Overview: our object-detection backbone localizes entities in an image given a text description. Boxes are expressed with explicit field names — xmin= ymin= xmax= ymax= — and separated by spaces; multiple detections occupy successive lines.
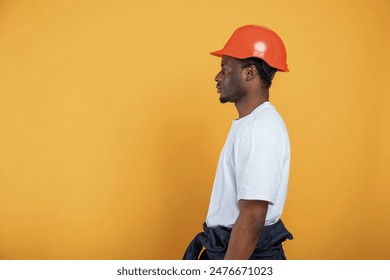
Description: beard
xmin=219 ymin=95 xmax=229 ymax=104
xmin=219 ymin=86 xmax=246 ymax=104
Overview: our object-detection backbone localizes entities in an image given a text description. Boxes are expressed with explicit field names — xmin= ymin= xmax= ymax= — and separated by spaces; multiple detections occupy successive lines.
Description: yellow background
xmin=0 ymin=0 xmax=389 ymax=259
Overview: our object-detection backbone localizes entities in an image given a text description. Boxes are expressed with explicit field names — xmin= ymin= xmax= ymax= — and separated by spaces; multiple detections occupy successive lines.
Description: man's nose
xmin=214 ymin=72 xmax=221 ymax=82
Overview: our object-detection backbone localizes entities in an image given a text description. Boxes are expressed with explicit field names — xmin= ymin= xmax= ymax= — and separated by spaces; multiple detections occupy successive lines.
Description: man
xmin=183 ymin=25 xmax=293 ymax=260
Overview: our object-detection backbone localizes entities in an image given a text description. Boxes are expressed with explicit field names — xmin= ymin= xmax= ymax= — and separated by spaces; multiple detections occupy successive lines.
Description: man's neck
xmin=235 ymin=92 xmax=269 ymax=119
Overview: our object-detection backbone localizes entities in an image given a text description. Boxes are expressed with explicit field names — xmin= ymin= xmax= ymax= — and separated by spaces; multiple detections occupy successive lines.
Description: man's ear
xmin=245 ymin=65 xmax=257 ymax=81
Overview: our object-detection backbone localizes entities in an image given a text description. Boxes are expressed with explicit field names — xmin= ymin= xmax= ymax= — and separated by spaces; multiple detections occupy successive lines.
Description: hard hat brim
xmin=210 ymin=49 xmax=248 ymax=59
xmin=210 ymin=50 xmax=224 ymax=57
xmin=210 ymin=49 xmax=289 ymax=72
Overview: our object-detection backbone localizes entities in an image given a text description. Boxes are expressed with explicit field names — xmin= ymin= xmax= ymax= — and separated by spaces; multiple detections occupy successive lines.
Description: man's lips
xmin=216 ymin=84 xmax=221 ymax=93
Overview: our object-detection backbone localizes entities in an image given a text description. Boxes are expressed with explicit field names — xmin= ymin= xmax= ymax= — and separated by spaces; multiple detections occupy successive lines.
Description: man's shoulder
xmin=236 ymin=106 xmax=287 ymax=142
xmin=247 ymin=105 xmax=284 ymax=128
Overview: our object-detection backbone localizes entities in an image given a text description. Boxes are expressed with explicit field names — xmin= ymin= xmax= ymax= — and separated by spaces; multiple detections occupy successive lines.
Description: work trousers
xmin=183 ymin=219 xmax=293 ymax=260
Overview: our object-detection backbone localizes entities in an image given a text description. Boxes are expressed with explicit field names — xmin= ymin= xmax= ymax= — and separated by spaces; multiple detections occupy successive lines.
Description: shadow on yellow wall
xmin=0 ymin=0 xmax=389 ymax=259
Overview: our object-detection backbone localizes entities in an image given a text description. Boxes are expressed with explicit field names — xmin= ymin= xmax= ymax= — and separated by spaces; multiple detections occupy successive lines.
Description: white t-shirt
xmin=206 ymin=101 xmax=290 ymax=227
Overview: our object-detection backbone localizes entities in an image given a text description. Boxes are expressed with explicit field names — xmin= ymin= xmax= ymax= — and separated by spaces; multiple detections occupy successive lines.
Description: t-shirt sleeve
xmin=234 ymin=120 xmax=283 ymax=204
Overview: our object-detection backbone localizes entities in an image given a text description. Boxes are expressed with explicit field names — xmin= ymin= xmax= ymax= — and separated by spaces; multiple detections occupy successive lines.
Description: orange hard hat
xmin=210 ymin=25 xmax=289 ymax=72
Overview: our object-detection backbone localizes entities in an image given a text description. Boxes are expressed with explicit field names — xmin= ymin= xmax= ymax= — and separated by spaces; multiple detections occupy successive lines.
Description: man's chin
xmin=219 ymin=96 xmax=229 ymax=104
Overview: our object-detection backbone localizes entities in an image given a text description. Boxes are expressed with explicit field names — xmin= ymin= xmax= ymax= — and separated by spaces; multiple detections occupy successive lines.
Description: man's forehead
xmin=221 ymin=55 xmax=237 ymax=66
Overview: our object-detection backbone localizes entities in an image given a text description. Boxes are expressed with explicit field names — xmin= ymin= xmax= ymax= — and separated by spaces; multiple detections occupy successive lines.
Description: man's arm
xmin=224 ymin=199 xmax=268 ymax=260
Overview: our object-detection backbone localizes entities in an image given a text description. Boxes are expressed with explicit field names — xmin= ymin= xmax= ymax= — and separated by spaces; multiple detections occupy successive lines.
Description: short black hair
xmin=238 ymin=57 xmax=277 ymax=89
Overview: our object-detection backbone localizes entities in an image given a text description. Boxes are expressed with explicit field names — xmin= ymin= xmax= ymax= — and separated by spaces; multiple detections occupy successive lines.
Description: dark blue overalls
xmin=183 ymin=219 xmax=293 ymax=260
